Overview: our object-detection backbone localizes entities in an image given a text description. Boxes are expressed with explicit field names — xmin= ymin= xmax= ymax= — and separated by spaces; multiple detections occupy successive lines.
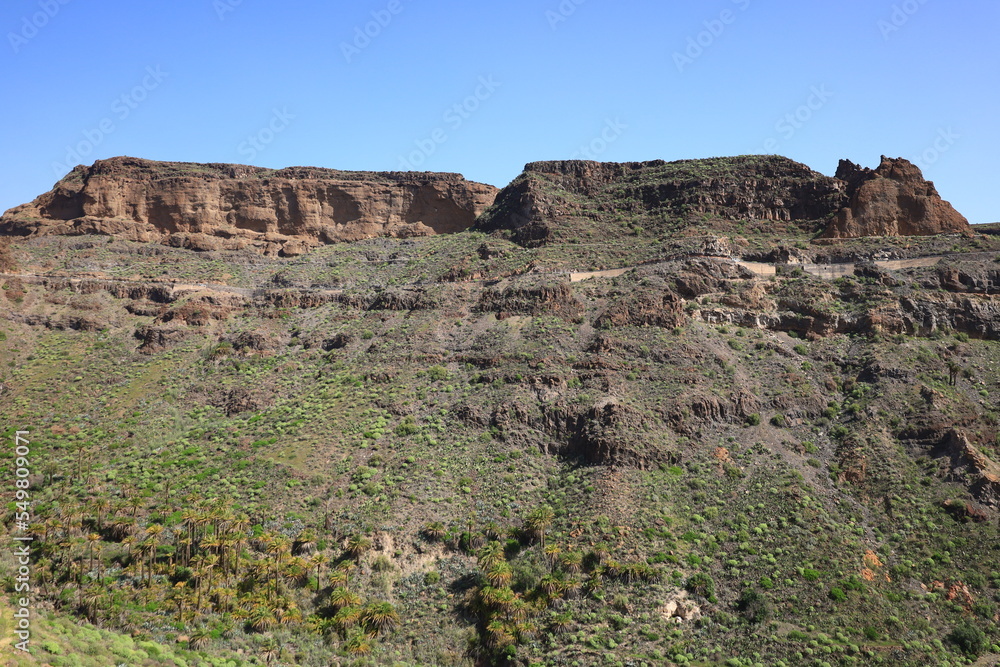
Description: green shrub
xmin=685 ymin=572 xmax=716 ymax=602
xmin=427 ymin=365 xmax=450 ymax=381
xmin=736 ymin=589 xmax=770 ymax=623
xmin=948 ymin=621 xmax=986 ymax=656
xmin=828 ymin=587 xmax=847 ymax=602
xmin=745 ymin=414 xmax=761 ymax=426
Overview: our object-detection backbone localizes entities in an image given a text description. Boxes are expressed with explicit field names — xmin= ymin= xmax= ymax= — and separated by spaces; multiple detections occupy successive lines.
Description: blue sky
xmin=1 ymin=0 xmax=997 ymax=222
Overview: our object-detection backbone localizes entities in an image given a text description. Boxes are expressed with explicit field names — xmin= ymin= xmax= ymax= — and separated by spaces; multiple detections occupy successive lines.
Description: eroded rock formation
xmin=822 ymin=156 xmax=970 ymax=238
xmin=0 ymin=157 xmax=498 ymax=255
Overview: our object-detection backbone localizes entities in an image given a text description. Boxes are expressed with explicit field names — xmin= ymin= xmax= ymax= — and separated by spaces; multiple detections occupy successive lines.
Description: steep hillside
xmin=0 ymin=155 xmax=997 ymax=666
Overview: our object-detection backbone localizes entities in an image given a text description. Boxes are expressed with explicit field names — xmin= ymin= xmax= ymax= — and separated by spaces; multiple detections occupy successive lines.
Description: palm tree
xmin=329 ymin=587 xmax=361 ymax=610
xmin=247 ymin=603 xmax=277 ymax=633
xmin=482 ymin=521 xmax=503 ymax=541
xmin=265 ymin=536 xmax=292 ymax=598
xmin=80 ymin=587 xmax=104 ymax=624
xmin=477 ymin=542 xmax=506 ymax=571
xmin=543 ymin=543 xmax=562 ymax=568
xmin=189 ymin=629 xmax=212 ymax=650
xmin=345 ymin=631 xmax=372 ymax=655
xmin=525 ymin=505 xmax=555 ymax=547
xmin=109 ymin=516 xmax=136 ymax=542
xmin=134 ymin=540 xmax=154 ymax=584
xmin=145 ymin=524 xmax=165 ymax=567
xmin=560 ymin=550 xmax=584 ymax=574
xmin=126 ymin=493 xmax=145 ymax=518
xmin=210 ymin=586 xmax=236 ymax=613
xmin=169 ymin=581 xmax=189 ymax=623
xmin=327 ymin=568 xmax=348 ymax=588
xmin=550 ymin=611 xmax=573 ymax=634
xmin=344 ymin=535 xmax=372 ymax=560
xmin=590 ymin=541 xmax=610 ymax=564
xmin=284 ymin=556 xmax=310 ymax=587
xmin=540 ymin=573 xmax=564 ymax=599
xmin=85 ymin=533 xmax=101 ymax=574
xmin=361 ymin=601 xmax=399 ymax=635
xmin=293 ymin=529 xmax=317 ymax=555
xmin=274 ymin=599 xmax=302 ymax=627
xmin=485 ymin=561 xmax=513 ymax=588
xmin=309 ymin=552 xmax=328 ymax=592
xmin=485 ymin=619 xmax=515 ymax=651
xmin=92 ymin=497 xmax=111 ymax=531
xmin=422 ymin=521 xmax=447 ymax=542
xmin=258 ymin=636 xmax=280 ymax=664
xmin=332 ymin=605 xmax=362 ymax=636
xmin=563 ymin=576 xmax=582 ymax=599
xmin=202 ymin=553 xmax=220 ymax=592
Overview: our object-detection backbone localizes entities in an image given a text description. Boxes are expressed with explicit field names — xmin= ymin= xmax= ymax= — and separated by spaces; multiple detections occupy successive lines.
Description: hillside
xmin=1 ymin=156 xmax=999 ymax=666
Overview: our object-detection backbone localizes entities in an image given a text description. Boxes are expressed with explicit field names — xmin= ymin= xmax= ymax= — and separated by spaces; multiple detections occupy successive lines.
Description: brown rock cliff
xmin=822 ymin=156 xmax=970 ymax=238
xmin=0 ymin=157 xmax=498 ymax=255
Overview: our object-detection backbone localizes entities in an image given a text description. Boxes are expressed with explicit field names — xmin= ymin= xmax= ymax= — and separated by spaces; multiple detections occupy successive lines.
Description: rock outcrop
xmin=822 ymin=156 xmax=970 ymax=239
xmin=0 ymin=157 xmax=498 ymax=256
xmin=476 ymin=156 xmax=846 ymax=246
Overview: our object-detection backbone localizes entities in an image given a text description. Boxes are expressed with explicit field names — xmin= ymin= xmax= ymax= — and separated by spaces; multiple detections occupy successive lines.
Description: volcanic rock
xmin=822 ymin=156 xmax=970 ymax=238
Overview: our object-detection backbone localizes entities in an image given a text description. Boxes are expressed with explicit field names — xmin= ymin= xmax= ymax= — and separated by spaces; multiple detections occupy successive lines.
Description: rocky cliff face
xmin=822 ymin=156 xmax=970 ymax=239
xmin=477 ymin=155 xmax=971 ymax=245
xmin=0 ymin=157 xmax=498 ymax=256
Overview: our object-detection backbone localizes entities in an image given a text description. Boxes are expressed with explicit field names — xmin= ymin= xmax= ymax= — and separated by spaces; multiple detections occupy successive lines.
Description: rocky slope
xmin=0 ymin=156 xmax=498 ymax=256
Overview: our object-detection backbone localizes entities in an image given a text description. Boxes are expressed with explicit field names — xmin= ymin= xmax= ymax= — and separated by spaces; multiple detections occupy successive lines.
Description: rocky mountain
xmin=0 ymin=156 xmax=498 ymax=256
xmin=0 ymin=154 xmax=997 ymax=667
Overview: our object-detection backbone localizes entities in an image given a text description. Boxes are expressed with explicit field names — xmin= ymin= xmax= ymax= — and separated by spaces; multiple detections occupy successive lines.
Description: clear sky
xmin=1 ymin=0 xmax=997 ymax=222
